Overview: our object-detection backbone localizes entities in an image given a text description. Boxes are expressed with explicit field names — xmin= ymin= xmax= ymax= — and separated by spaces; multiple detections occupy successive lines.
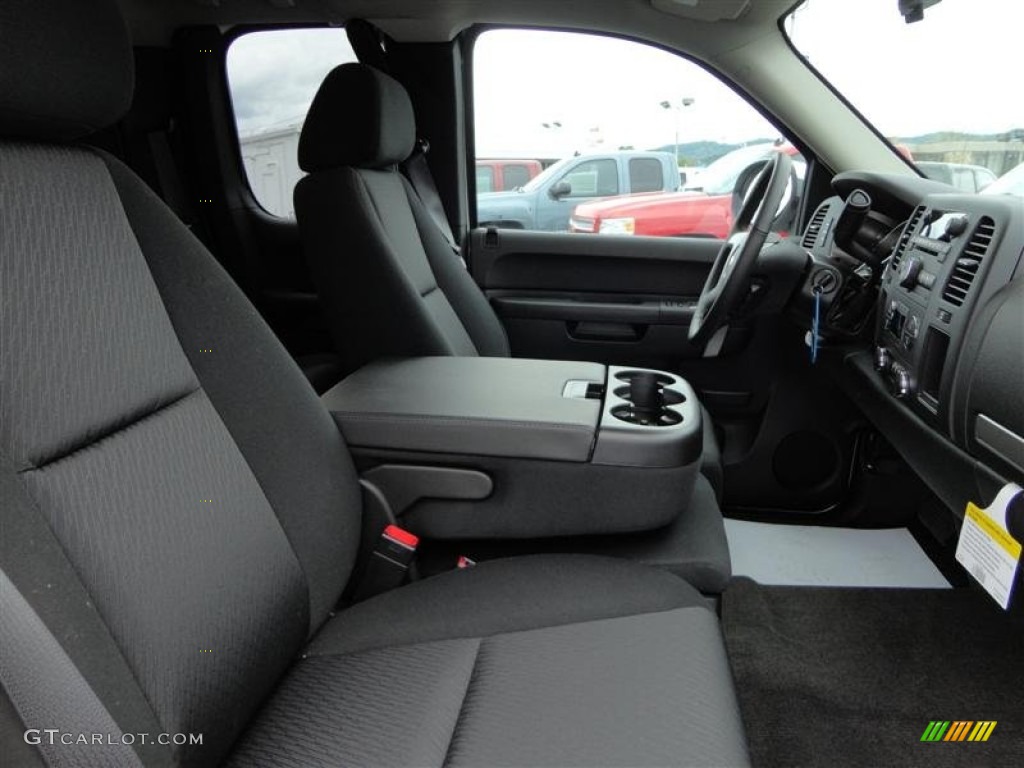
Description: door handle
xmin=567 ymin=321 xmax=643 ymax=342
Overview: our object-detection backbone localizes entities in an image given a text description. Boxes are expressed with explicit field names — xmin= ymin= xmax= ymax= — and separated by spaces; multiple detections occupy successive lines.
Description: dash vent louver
xmin=802 ymin=203 xmax=830 ymax=249
xmin=890 ymin=206 xmax=926 ymax=273
xmin=942 ymin=217 xmax=995 ymax=307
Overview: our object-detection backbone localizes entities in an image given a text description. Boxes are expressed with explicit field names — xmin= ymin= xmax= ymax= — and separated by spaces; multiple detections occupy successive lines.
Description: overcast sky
xmin=226 ymin=0 xmax=1022 ymax=155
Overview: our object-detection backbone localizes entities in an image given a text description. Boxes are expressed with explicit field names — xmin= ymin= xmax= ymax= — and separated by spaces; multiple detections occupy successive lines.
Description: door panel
xmin=469 ymin=228 xmax=720 ymax=368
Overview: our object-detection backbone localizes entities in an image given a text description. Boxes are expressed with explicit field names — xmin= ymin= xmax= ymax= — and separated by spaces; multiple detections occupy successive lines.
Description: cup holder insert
xmin=610 ymin=404 xmax=683 ymax=427
xmin=613 ymin=385 xmax=684 ymax=406
xmin=615 ymin=370 xmax=674 ymax=386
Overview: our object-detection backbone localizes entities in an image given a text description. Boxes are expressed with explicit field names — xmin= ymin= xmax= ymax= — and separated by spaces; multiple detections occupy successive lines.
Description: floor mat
xmin=722 ymin=579 xmax=1023 ymax=768
xmin=724 ymin=519 xmax=950 ymax=588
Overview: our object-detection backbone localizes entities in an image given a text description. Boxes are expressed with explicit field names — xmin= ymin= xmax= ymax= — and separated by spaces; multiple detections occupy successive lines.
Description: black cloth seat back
xmin=0 ymin=1 xmax=361 ymax=762
xmin=295 ymin=63 xmax=510 ymax=373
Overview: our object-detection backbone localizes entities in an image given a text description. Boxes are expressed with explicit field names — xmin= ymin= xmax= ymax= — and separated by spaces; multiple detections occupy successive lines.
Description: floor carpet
xmin=721 ymin=579 xmax=1024 ymax=768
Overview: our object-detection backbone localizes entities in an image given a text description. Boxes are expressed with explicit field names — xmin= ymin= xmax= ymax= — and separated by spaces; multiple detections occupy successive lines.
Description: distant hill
xmin=651 ymin=140 xmax=775 ymax=166
xmin=896 ymin=129 xmax=1024 ymax=144
xmin=652 ymin=131 xmax=1024 ymax=167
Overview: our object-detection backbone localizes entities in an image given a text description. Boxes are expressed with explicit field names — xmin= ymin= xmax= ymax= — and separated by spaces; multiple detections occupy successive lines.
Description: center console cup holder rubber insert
xmin=613 ymin=385 xmax=685 ymax=406
xmin=615 ymin=370 xmax=674 ymax=386
xmin=610 ymin=404 xmax=683 ymax=427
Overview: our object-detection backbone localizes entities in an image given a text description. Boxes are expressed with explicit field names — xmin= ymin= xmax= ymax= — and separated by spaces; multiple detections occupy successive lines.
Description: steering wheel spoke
xmin=688 ymin=150 xmax=793 ymax=346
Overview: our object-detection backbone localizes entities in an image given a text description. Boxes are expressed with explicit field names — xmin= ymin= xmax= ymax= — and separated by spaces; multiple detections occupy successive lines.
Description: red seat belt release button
xmin=354 ymin=526 xmax=419 ymax=601
xmin=380 ymin=525 xmax=419 ymax=566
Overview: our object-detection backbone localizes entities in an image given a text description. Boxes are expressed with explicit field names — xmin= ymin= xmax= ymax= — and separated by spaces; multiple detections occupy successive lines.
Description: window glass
xmin=951 ymin=167 xmax=975 ymax=193
xmin=786 ymin=0 xmax=1024 ymax=183
xmin=503 ymin=164 xmax=532 ymax=189
xmin=473 ymin=29 xmax=797 ymax=238
xmin=476 ymin=166 xmax=495 ymax=193
xmin=629 ymin=157 xmax=664 ymax=193
xmin=564 ymin=159 xmax=619 ymax=197
xmin=975 ymin=168 xmax=996 ymax=191
xmin=227 ymin=28 xmax=357 ymax=217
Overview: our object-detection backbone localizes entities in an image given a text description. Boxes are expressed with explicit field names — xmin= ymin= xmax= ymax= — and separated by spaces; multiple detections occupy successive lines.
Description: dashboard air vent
xmin=942 ymin=217 xmax=995 ymax=307
xmin=802 ymin=203 xmax=830 ymax=249
xmin=890 ymin=206 xmax=925 ymax=272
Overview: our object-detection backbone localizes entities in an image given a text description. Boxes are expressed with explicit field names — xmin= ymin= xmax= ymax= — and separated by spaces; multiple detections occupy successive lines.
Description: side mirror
xmin=550 ymin=180 xmax=572 ymax=199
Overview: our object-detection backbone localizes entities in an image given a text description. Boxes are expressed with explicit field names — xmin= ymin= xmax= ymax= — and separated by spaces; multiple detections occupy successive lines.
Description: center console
xmin=321 ymin=357 xmax=704 ymax=539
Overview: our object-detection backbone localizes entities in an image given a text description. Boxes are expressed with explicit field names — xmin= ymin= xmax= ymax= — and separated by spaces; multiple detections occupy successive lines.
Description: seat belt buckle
xmin=354 ymin=525 xmax=419 ymax=601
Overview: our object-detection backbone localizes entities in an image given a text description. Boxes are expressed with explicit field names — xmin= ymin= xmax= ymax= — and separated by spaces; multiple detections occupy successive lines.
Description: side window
xmin=502 ymin=164 xmax=532 ymax=189
xmin=629 ymin=157 xmax=664 ymax=194
xmin=951 ymin=166 xmax=973 ymax=192
xmin=476 ymin=165 xmax=495 ymax=193
xmin=226 ymin=29 xmax=357 ymax=217
xmin=564 ymin=159 xmax=619 ymax=197
xmin=473 ymin=29 xmax=800 ymax=238
xmin=974 ymin=169 xmax=993 ymax=191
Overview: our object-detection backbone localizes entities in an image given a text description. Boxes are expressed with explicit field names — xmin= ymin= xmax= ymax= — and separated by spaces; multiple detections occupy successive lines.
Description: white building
xmin=239 ymin=124 xmax=303 ymax=217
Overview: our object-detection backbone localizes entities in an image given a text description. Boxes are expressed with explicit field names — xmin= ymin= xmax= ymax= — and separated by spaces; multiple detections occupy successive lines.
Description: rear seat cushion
xmin=230 ymin=555 xmax=750 ymax=768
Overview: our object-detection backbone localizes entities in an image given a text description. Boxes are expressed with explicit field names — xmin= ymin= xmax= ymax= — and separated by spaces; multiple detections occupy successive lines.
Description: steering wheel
xmin=688 ymin=150 xmax=794 ymax=346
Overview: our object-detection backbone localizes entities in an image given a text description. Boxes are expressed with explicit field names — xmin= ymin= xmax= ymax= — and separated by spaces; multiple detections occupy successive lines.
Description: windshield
xmin=786 ymin=0 xmax=1024 ymax=185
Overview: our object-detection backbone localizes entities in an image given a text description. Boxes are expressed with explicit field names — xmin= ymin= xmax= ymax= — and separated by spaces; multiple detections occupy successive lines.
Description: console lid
xmin=322 ymin=357 xmax=606 ymax=462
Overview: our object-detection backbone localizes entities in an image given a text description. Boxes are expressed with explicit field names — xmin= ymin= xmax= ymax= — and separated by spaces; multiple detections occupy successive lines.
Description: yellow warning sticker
xmin=956 ymin=494 xmax=1022 ymax=610
xmin=965 ymin=503 xmax=1022 ymax=559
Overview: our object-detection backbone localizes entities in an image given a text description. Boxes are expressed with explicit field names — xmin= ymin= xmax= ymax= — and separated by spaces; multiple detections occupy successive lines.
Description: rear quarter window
xmin=226 ymin=28 xmax=357 ymax=217
xmin=503 ymin=164 xmax=532 ymax=189
xmin=629 ymin=157 xmax=664 ymax=193
xmin=476 ymin=166 xmax=496 ymax=193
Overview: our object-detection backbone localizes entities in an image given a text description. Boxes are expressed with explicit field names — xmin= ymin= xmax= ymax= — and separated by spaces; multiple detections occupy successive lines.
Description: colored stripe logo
xmin=921 ymin=721 xmax=997 ymax=742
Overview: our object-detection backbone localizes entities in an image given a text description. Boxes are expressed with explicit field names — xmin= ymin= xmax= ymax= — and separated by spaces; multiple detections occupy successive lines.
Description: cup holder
xmin=613 ymin=385 xmax=685 ymax=406
xmin=615 ymin=370 xmax=674 ymax=386
xmin=611 ymin=404 xmax=683 ymax=427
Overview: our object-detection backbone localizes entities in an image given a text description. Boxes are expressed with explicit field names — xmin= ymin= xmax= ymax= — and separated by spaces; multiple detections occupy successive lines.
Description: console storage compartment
xmin=322 ymin=357 xmax=703 ymax=539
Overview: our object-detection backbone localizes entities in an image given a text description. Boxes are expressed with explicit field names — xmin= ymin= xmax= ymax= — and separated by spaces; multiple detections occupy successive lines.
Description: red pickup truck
xmin=476 ymin=159 xmax=543 ymax=193
xmin=570 ymin=143 xmax=802 ymax=238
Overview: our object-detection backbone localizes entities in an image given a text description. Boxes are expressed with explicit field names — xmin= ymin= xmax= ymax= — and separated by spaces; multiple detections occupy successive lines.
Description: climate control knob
xmin=945 ymin=215 xmax=969 ymax=239
xmin=898 ymin=256 xmax=923 ymax=289
xmin=874 ymin=346 xmax=891 ymax=372
xmin=888 ymin=363 xmax=913 ymax=399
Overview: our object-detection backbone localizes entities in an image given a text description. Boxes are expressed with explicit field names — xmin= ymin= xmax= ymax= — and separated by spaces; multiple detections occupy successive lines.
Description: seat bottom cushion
xmin=228 ymin=555 xmax=750 ymax=767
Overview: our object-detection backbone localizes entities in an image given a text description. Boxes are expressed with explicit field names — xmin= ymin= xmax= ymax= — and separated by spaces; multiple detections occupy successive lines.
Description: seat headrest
xmin=298 ymin=63 xmax=415 ymax=172
xmin=0 ymin=0 xmax=134 ymax=141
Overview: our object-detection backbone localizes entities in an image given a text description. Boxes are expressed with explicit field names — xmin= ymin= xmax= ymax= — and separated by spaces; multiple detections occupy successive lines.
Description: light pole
xmin=541 ymin=120 xmax=564 ymax=156
xmin=659 ymin=98 xmax=695 ymax=163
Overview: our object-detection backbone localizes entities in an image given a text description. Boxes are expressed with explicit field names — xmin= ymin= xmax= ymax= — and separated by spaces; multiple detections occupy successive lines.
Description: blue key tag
xmin=810 ymin=287 xmax=822 ymax=364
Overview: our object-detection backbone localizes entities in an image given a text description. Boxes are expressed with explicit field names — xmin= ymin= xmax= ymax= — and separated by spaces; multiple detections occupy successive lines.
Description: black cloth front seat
xmin=295 ymin=63 xmax=724 ymax=498
xmin=295 ymin=63 xmax=512 ymax=372
xmin=0 ymin=3 xmax=747 ymax=766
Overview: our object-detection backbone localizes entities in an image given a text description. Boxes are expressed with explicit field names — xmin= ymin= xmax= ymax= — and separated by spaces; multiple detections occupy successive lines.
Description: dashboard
xmin=798 ymin=171 xmax=1024 ymax=517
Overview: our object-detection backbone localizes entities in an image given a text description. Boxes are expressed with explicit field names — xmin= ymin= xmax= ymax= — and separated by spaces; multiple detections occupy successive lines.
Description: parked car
xmin=677 ymin=165 xmax=703 ymax=187
xmin=476 ymin=150 xmax=679 ymax=231
xmin=981 ymin=161 xmax=1024 ymax=198
xmin=570 ymin=143 xmax=802 ymax=238
xmin=475 ymin=158 xmax=542 ymax=193
xmin=917 ymin=161 xmax=997 ymax=192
